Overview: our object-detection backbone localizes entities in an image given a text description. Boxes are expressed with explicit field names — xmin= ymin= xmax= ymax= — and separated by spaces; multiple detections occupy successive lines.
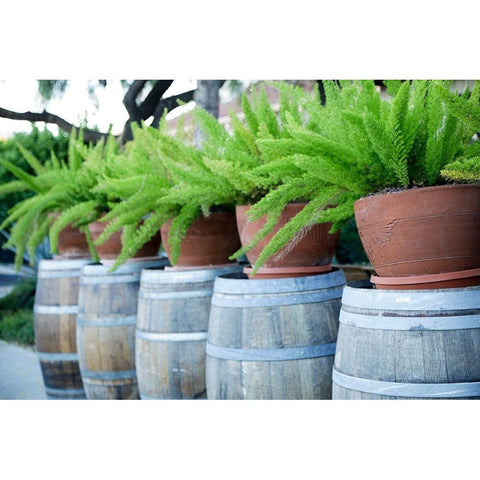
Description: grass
xmin=0 ymin=277 xmax=36 ymax=345
xmin=0 ymin=309 xmax=34 ymax=344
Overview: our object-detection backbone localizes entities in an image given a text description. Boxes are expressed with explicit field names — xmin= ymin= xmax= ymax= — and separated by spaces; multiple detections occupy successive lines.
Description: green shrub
xmin=0 ymin=277 xmax=36 ymax=311
xmin=335 ymin=217 xmax=369 ymax=265
xmin=0 ymin=309 xmax=34 ymax=345
xmin=0 ymin=277 xmax=36 ymax=345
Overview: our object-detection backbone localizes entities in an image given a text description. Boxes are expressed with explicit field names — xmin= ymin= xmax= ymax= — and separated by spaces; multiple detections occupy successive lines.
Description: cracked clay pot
xmin=354 ymin=184 xmax=480 ymax=278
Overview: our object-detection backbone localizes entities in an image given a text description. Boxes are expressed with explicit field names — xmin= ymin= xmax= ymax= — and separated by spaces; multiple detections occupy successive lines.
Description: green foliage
xmin=0 ymin=277 xmax=36 ymax=311
xmin=0 ymin=309 xmax=34 ymax=344
xmin=441 ymin=156 xmax=480 ymax=182
xmin=335 ymin=217 xmax=369 ymax=265
xmin=435 ymin=83 xmax=480 ymax=182
xmin=0 ymin=278 xmax=36 ymax=345
xmin=96 ymin=119 xmax=243 ymax=269
xmin=243 ymin=80 xmax=479 ymax=273
xmin=0 ymin=129 xmax=120 ymax=268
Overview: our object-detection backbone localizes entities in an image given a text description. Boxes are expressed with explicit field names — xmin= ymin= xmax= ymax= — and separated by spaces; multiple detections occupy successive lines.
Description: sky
xmin=0 ymin=79 xmax=199 ymax=139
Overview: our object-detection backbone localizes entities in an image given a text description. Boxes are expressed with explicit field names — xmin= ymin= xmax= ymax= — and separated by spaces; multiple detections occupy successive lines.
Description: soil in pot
xmin=88 ymin=217 xmax=162 ymax=260
xmin=236 ymin=203 xmax=340 ymax=279
xmin=160 ymin=212 xmax=241 ymax=267
xmin=354 ymin=184 xmax=480 ymax=278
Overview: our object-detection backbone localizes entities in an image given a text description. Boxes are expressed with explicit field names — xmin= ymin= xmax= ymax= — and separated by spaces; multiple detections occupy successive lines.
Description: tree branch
xmin=0 ymin=106 xmax=108 ymax=143
xmin=151 ymin=89 xmax=196 ymax=128
xmin=122 ymin=80 xmax=148 ymax=120
xmin=139 ymin=80 xmax=174 ymax=119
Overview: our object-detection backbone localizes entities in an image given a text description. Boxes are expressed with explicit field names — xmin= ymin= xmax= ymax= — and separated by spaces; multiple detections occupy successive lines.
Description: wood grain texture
xmin=333 ymin=285 xmax=480 ymax=400
xmin=206 ymin=270 xmax=345 ymax=399
xmin=136 ymin=265 xmax=241 ymax=399
xmin=34 ymin=259 xmax=90 ymax=399
xmin=76 ymin=259 xmax=165 ymax=400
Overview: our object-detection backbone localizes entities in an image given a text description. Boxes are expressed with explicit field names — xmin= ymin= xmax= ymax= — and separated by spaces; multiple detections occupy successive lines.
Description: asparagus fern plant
xmin=193 ymin=81 xmax=325 ymax=266
xmin=435 ymin=82 xmax=480 ymax=182
xmin=241 ymin=80 xmax=480 ymax=272
xmin=0 ymin=129 xmax=120 ymax=268
xmin=94 ymin=116 xmax=243 ymax=270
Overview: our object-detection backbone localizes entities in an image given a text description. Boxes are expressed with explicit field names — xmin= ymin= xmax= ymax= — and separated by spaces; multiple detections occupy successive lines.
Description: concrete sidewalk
xmin=0 ymin=339 xmax=47 ymax=400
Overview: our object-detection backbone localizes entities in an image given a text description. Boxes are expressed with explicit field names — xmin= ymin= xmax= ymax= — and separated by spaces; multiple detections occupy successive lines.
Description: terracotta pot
xmin=160 ymin=212 xmax=241 ymax=267
xmin=354 ymin=184 xmax=480 ymax=278
xmin=236 ymin=203 xmax=340 ymax=274
xmin=55 ymin=222 xmax=91 ymax=258
xmin=88 ymin=217 xmax=162 ymax=260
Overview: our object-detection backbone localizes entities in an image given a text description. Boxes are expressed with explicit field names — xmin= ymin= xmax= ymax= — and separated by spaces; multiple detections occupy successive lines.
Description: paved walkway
xmin=0 ymin=340 xmax=47 ymax=400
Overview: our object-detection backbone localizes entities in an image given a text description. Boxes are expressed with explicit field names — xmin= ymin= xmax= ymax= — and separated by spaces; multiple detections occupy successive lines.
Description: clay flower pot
xmin=236 ymin=203 xmax=340 ymax=279
xmin=50 ymin=214 xmax=90 ymax=258
xmin=354 ymin=184 xmax=480 ymax=287
xmin=160 ymin=212 xmax=241 ymax=267
xmin=88 ymin=217 xmax=162 ymax=260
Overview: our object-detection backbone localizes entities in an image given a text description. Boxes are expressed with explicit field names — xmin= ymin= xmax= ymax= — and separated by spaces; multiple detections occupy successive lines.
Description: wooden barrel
xmin=77 ymin=258 xmax=167 ymax=400
xmin=206 ymin=269 xmax=346 ymax=399
xmin=34 ymin=258 xmax=91 ymax=399
xmin=333 ymin=283 xmax=480 ymax=399
xmin=136 ymin=264 xmax=243 ymax=399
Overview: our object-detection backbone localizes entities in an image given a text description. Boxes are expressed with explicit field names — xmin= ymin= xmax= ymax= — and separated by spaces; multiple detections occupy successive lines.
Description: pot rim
xmin=354 ymin=183 xmax=480 ymax=209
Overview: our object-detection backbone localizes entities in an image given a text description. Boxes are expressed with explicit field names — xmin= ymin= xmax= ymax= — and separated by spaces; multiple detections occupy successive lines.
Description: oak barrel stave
xmin=77 ymin=258 xmax=167 ymax=399
xmin=333 ymin=283 xmax=480 ymax=400
xmin=136 ymin=265 xmax=242 ymax=399
xmin=34 ymin=259 xmax=91 ymax=399
xmin=206 ymin=269 xmax=346 ymax=399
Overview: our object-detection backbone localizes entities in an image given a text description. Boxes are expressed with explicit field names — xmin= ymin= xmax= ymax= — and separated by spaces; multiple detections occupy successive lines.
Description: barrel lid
xmin=81 ymin=258 xmax=168 ymax=277
xmin=141 ymin=264 xmax=243 ymax=285
xmin=213 ymin=268 xmax=346 ymax=295
xmin=341 ymin=283 xmax=480 ymax=311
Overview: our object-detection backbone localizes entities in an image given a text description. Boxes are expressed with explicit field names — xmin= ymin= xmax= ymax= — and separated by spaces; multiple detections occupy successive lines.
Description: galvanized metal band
xmin=213 ymin=268 xmax=346 ymax=295
xmin=206 ymin=341 xmax=336 ymax=362
xmin=37 ymin=352 xmax=79 ymax=362
xmin=332 ymin=368 xmax=480 ymax=398
xmin=38 ymin=270 xmax=82 ymax=279
xmin=211 ymin=288 xmax=343 ymax=308
xmin=136 ymin=329 xmax=207 ymax=342
xmin=81 ymin=259 xmax=166 ymax=278
xmin=34 ymin=304 xmax=79 ymax=315
xmin=341 ymin=284 xmax=480 ymax=312
xmin=80 ymin=274 xmax=140 ymax=285
xmin=80 ymin=369 xmax=137 ymax=381
xmin=141 ymin=264 xmax=242 ymax=285
xmin=45 ymin=386 xmax=86 ymax=397
xmin=76 ymin=314 xmax=137 ymax=328
xmin=139 ymin=289 xmax=213 ymax=300
xmin=340 ymin=309 xmax=480 ymax=331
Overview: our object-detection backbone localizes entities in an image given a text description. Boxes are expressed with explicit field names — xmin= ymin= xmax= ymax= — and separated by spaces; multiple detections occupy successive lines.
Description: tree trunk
xmin=193 ymin=80 xmax=224 ymax=147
